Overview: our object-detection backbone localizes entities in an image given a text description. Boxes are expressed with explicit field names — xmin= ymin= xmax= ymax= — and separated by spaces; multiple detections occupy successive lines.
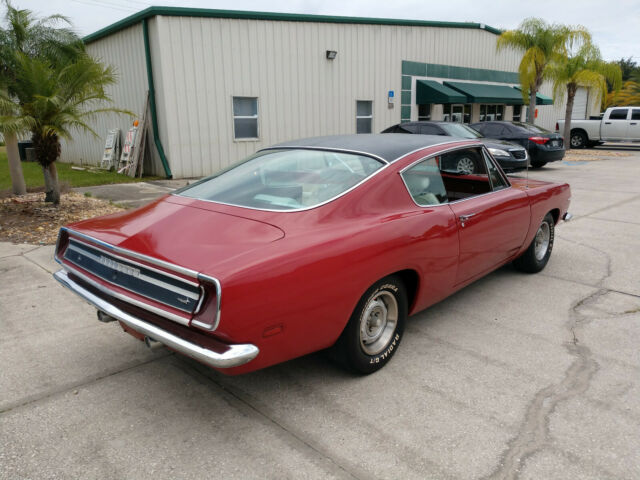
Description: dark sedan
xmin=381 ymin=121 xmax=528 ymax=173
xmin=470 ymin=121 xmax=565 ymax=168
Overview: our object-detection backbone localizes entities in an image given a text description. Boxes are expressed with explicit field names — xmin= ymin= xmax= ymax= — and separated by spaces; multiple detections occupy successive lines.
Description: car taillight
xmin=529 ymin=136 xmax=549 ymax=145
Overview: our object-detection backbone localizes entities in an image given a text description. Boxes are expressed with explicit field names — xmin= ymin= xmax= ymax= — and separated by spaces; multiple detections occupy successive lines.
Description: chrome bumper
xmin=53 ymin=269 xmax=259 ymax=369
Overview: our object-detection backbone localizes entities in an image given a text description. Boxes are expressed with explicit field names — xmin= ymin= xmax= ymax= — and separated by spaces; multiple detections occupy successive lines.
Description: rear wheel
xmin=570 ymin=130 xmax=587 ymax=149
xmin=514 ymin=213 xmax=555 ymax=273
xmin=332 ymin=276 xmax=407 ymax=374
xmin=530 ymin=161 xmax=547 ymax=168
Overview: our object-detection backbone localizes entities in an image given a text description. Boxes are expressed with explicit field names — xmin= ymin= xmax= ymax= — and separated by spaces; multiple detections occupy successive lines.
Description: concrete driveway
xmin=2 ymin=150 xmax=639 ymax=479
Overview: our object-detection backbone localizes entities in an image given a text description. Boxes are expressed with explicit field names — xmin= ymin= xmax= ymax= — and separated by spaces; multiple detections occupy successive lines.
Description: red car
xmin=54 ymin=135 xmax=571 ymax=375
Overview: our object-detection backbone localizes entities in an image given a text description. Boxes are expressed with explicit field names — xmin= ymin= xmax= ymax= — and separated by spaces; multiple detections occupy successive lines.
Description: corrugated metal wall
xmin=62 ymin=15 xmax=574 ymax=178
xmin=59 ymin=23 xmax=149 ymax=169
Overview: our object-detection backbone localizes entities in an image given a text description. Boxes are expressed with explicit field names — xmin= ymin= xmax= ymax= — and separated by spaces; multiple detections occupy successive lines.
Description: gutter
xmin=142 ymin=18 xmax=172 ymax=179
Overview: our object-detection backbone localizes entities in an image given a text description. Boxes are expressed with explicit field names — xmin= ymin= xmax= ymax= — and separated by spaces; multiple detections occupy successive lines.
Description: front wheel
xmin=332 ymin=276 xmax=407 ymax=374
xmin=513 ymin=213 xmax=555 ymax=273
xmin=530 ymin=161 xmax=547 ymax=169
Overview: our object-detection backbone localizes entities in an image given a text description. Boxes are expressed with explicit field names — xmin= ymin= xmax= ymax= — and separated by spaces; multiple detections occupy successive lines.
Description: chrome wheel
xmin=456 ymin=157 xmax=475 ymax=174
xmin=359 ymin=291 xmax=398 ymax=355
xmin=534 ymin=222 xmax=551 ymax=261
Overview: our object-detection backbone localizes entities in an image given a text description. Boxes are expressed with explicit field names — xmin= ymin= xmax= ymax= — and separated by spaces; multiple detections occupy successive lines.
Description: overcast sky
xmin=17 ymin=0 xmax=640 ymax=63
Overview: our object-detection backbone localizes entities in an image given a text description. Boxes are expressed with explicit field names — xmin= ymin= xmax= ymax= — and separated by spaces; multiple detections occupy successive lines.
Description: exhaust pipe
xmin=144 ymin=336 xmax=164 ymax=351
xmin=97 ymin=311 xmax=117 ymax=323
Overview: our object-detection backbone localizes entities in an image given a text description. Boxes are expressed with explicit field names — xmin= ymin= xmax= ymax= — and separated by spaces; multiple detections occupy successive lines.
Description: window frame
xmin=356 ymin=100 xmax=373 ymax=134
xmin=232 ymin=96 xmax=260 ymax=141
xmin=608 ymin=108 xmax=629 ymax=121
xmin=399 ymin=144 xmax=512 ymax=208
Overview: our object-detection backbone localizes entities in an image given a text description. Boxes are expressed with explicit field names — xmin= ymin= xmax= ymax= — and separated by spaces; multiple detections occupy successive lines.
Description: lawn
xmin=0 ymin=147 xmax=158 ymax=191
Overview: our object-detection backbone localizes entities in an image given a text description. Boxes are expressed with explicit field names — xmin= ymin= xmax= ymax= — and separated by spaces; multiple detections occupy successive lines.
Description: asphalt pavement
xmin=2 ymin=148 xmax=639 ymax=479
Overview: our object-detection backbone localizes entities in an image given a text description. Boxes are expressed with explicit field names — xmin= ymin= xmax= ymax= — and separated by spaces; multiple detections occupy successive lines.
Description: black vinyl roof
xmin=269 ymin=134 xmax=462 ymax=163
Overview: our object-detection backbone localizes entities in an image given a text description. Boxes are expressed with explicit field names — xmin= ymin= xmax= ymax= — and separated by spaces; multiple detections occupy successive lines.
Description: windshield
xmin=177 ymin=149 xmax=385 ymax=211
xmin=439 ymin=123 xmax=483 ymax=139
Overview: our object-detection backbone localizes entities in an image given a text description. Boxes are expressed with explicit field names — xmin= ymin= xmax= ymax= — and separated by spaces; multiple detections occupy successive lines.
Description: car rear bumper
xmin=54 ymin=269 xmax=259 ymax=369
xmin=494 ymin=156 xmax=528 ymax=170
xmin=531 ymin=147 xmax=565 ymax=162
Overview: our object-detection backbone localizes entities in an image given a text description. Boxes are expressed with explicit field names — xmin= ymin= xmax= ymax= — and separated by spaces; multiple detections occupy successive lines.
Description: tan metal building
xmin=61 ymin=7 xmax=591 ymax=178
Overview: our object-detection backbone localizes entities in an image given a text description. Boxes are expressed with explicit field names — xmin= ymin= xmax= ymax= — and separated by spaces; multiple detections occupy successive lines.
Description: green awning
xmin=513 ymin=86 xmax=554 ymax=105
xmin=416 ymin=80 xmax=467 ymax=104
xmin=444 ymin=81 xmax=524 ymax=104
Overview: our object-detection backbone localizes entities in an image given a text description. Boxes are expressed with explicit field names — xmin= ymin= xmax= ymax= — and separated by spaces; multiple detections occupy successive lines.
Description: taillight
xmin=529 ymin=136 xmax=549 ymax=145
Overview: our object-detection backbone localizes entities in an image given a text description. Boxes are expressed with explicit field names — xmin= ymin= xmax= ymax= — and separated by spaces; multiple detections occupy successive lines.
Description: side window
xmin=632 ymin=109 xmax=640 ymax=120
xmin=356 ymin=101 xmax=373 ymax=133
xmin=233 ymin=97 xmax=259 ymax=139
xmin=401 ymin=157 xmax=448 ymax=206
xmin=483 ymin=150 xmax=509 ymax=190
xmin=482 ymin=124 xmax=501 ymax=137
xmin=419 ymin=125 xmax=444 ymax=135
xmin=438 ymin=147 xmax=493 ymax=201
xmin=609 ymin=108 xmax=629 ymax=120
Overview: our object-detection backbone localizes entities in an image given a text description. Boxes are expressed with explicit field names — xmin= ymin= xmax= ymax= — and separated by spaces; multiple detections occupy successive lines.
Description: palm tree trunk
xmin=42 ymin=162 xmax=60 ymax=205
xmin=563 ymin=84 xmax=577 ymax=150
xmin=5 ymin=132 xmax=27 ymax=195
xmin=527 ymin=86 xmax=537 ymax=124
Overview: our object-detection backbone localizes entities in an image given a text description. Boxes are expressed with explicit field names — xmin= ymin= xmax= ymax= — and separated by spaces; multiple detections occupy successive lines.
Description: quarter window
xmin=609 ymin=108 xmax=629 ymax=120
xmin=356 ymin=101 xmax=373 ymax=133
xmin=233 ymin=97 xmax=259 ymax=139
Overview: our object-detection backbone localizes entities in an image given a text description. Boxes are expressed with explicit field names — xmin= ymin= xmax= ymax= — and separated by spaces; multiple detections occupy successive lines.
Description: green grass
xmin=0 ymin=147 xmax=159 ymax=191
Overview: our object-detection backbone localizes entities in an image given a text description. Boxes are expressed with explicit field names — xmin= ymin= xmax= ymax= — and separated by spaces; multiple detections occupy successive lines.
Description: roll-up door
xmin=571 ymin=88 xmax=588 ymax=119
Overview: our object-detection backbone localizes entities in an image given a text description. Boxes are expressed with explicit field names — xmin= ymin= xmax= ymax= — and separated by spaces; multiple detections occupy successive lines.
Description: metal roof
xmin=84 ymin=7 xmax=502 ymax=44
xmin=268 ymin=134 xmax=462 ymax=163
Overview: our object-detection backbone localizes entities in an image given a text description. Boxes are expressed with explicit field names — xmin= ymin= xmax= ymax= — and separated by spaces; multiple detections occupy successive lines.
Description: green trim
xmin=401 ymin=106 xmax=411 ymax=119
xmin=401 ymin=75 xmax=412 ymax=90
xmin=84 ymin=6 xmax=501 ymax=43
xmin=400 ymin=91 xmax=412 ymax=104
xmin=142 ymin=19 xmax=172 ymax=179
xmin=513 ymin=86 xmax=554 ymax=105
xmin=402 ymin=61 xmax=519 ymax=84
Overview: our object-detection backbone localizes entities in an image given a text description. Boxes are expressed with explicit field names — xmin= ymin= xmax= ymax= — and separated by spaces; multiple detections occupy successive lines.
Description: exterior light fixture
xmin=326 ymin=50 xmax=337 ymax=60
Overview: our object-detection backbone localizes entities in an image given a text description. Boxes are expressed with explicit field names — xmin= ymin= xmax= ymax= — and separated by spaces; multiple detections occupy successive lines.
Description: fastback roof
xmin=269 ymin=134 xmax=463 ymax=163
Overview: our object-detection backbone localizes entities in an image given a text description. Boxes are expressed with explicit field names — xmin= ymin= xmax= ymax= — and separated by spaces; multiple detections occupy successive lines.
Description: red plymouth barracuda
xmin=53 ymin=135 xmax=571 ymax=375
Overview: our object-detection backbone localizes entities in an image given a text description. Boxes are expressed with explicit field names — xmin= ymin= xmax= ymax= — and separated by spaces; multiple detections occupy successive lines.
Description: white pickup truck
xmin=557 ymin=106 xmax=640 ymax=148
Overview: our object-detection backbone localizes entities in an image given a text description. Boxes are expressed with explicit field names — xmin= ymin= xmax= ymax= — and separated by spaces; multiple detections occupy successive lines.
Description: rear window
xmin=511 ymin=122 xmax=552 ymax=134
xmin=177 ymin=149 xmax=385 ymax=211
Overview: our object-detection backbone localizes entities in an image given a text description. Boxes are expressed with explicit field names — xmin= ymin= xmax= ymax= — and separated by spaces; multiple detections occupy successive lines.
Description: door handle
xmin=459 ymin=213 xmax=476 ymax=227
xmin=604 ymin=122 xmax=612 ymax=124
xmin=631 ymin=122 xmax=637 ymax=125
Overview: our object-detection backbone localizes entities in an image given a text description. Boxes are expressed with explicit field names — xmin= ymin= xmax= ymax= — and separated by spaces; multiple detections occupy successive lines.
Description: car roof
xmin=269 ymin=134 xmax=459 ymax=162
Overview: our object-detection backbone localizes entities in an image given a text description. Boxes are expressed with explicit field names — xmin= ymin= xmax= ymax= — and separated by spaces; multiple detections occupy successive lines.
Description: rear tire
xmin=530 ymin=161 xmax=547 ymax=168
xmin=332 ymin=276 xmax=407 ymax=374
xmin=570 ymin=130 xmax=587 ymax=149
xmin=514 ymin=213 xmax=555 ymax=273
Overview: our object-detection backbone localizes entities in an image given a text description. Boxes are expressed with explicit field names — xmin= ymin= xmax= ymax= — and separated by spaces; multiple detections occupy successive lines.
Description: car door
xmin=442 ymin=147 xmax=530 ymax=285
xmin=601 ymin=108 xmax=630 ymax=140
xmin=629 ymin=109 xmax=640 ymax=141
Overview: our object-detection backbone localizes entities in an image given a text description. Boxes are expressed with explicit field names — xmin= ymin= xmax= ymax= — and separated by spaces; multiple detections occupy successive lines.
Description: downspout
xmin=142 ymin=18 xmax=172 ymax=178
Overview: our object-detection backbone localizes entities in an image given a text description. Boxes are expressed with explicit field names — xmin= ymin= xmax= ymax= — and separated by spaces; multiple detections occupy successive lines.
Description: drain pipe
xmin=142 ymin=18 xmax=172 ymax=179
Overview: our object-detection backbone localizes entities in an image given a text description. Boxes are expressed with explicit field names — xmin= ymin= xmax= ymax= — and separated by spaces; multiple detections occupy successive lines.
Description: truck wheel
xmin=514 ymin=213 xmax=555 ymax=273
xmin=570 ymin=130 xmax=587 ymax=149
xmin=332 ymin=276 xmax=407 ymax=374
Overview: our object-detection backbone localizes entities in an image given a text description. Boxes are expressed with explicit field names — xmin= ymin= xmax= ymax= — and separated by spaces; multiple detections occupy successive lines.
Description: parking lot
xmin=1 ymin=148 xmax=639 ymax=480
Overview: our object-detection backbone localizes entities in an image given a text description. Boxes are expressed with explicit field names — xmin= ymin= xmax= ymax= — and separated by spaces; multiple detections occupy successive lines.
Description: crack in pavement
xmin=481 ymin=232 xmax=614 ymax=480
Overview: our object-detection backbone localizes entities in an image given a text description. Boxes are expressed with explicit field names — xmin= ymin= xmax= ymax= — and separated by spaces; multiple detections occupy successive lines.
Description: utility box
xmin=18 ymin=141 xmax=34 ymax=161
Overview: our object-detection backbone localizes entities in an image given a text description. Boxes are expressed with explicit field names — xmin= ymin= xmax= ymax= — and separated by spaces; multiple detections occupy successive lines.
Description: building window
xmin=418 ymin=104 xmax=431 ymax=121
xmin=443 ymin=104 xmax=470 ymax=123
xmin=512 ymin=105 xmax=522 ymax=122
xmin=479 ymin=104 xmax=504 ymax=122
xmin=356 ymin=100 xmax=373 ymax=133
xmin=233 ymin=97 xmax=258 ymax=139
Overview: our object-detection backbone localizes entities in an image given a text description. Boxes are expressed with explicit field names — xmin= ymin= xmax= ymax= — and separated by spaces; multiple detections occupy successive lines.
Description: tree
xmin=0 ymin=1 xmax=83 ymax=195
xmin=549 ymin=42 xmax=621 ymax=149
xmin=0 ymin=53 xmax=129 ymax=204
xmin=497 ymin=18 xmax=589 ymax=124
xmin=616 ymin=57 xmax=638 ymax=81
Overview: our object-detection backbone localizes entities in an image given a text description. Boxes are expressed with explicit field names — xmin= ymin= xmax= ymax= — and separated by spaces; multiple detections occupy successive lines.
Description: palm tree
xmin=497 ymin=18 xmax=589 ymax=124
xmin=549 ymin=42 xmax=621 ymax=148
xmin=0 ymin=53 xmax=129 ymax=204
xmin=0 ymin=1 xmax=83 ymax=195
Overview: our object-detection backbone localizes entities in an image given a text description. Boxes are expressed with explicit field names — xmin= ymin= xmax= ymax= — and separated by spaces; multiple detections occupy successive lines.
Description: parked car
xmin=381 ymin=121 xmax=528 ymax=173
xmin=557 ymin=106 xmax=640 ymax=148
xmin=53 ymin=135 xmax=572 ymax=375
xmin=470 ymin=121 xmax=565 ymax=168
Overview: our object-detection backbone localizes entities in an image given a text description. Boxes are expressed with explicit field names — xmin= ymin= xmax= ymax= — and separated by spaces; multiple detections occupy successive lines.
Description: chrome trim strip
xmin=259 ymin=145 xmax=390 ymax=164
xmin=66 ymin=243 xmax=200 ymax=300
xmin=59 ymin=228 xmax=200 ymax=279
xmin=60 ymin=263 xmax=191 ymax=326
xmin=53 ymin=270 xmax=258 ymax=369
xmin=398 ymin=142 xmax=486 ymax=174
xmin=191 ymin=274 xmax=222 ymax=331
